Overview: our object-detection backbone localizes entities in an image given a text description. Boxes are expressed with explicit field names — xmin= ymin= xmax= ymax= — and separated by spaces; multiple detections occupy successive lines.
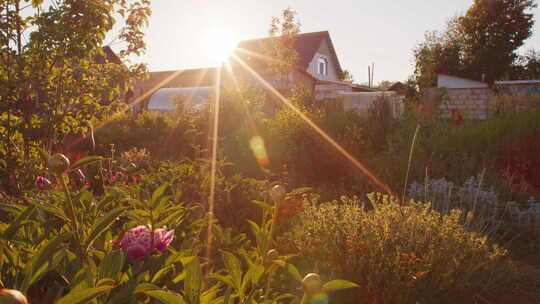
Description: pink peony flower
xmin=113 ymin=225 xmax=174 ymax=260
xmin=153 ymin=228 xmax=175 ymax=252
xmin=35 ymin=176 xmax=52 ymax=190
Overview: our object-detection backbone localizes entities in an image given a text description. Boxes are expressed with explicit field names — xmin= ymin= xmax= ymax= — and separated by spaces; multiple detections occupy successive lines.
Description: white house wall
xmin=307 ymin=39 xmax=340 ymax=82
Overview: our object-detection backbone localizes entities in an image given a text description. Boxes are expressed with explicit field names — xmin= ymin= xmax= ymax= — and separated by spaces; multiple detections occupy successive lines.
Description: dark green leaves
xmin=56 ymin=285 xmax=116 ymax=304
xmin=86 ymin=206 xmax=126 ymax=250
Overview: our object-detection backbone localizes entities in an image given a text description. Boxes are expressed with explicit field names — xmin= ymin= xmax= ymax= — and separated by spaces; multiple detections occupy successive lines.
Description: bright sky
xmin=135 ymin=0 xmax=540 ymax=84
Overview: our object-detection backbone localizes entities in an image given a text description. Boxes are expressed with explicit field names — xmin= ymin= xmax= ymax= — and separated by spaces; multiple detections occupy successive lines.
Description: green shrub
xmin=282 ymin=193 xmax=520 ymax=303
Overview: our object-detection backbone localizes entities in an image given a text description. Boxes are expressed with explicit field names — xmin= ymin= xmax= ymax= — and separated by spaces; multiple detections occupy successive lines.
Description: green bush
xmin=282 ymin=193 xmax=520 ymax=303
xmin=94 ymin=111 xmax=203 ymax=161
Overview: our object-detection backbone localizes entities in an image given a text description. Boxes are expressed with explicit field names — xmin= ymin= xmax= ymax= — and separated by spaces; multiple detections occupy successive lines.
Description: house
xmin=133 ymin=31 xmax=398 ymax=114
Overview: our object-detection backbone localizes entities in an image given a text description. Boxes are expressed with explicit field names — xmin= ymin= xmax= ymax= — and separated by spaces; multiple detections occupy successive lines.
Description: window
xmin=317 ymin=57 xmax=328 ymax=75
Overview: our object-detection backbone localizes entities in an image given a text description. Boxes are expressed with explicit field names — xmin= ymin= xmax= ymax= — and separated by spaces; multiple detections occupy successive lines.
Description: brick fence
xmin=426 ymin=88 xmax=494 ymax=120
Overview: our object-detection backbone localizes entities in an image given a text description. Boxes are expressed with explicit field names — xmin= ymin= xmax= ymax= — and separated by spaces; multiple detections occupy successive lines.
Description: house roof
xmin=234 ymin=31 xmax=343 ymax=78
xmin=137 ymin=68 xmax=218 ymax=92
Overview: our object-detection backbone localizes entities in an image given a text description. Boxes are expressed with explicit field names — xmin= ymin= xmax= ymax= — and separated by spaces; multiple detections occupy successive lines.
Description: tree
xmin=341 ymin=69 xmax=354 ymax=83
xmin=1 ymin=0 xmax=151 ymax=192
xmin=266 ymin=7 xmax=301 ymax=83
xmin=512 ymin=49 xmax=540 ymax=79
xmin=413 ymin=18 xmax=464 ymax=88
xmin=413 ymin=0 xmax=536 ymax=87
xmin=459 ymin=0 xmax=536 ymax=82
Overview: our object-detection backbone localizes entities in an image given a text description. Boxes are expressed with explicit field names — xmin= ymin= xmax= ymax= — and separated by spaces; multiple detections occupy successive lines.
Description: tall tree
xmin=413 ymin=0 xmax=536 ymax=87
xmin=0 ymin=0 xmax=151 ymax=191
xmin=459 ymin=0 xmax=536 ymax=82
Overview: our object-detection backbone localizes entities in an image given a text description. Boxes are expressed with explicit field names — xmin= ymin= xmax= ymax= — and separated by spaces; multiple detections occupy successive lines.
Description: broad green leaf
xmin=184 ymin=258 xmax=203 ymax=304
xmin=56 ymin=285 xmax=115 ymax=304
xmin=86 ymin=207 xmax=126 ymax=250
xmin=286 ymin=263 xmax=302 ymax=282
xmin=96 ymin=278 xmax=116 ymax=286
xmin=27 ymin=250 xmax=66 ymax=288
xmin=151 ymin=265 xmax=173 ymax=284
xmin=21 ymin=231 xmax=71 ymax=291
xmin=251 ymin=200 xmax=272 ymax=210
xmin=69 ymin=156 xmax=106 ymax=171
xmin=172 ymin=271 xmax=186 ymax=284
xmin=246 ymin=220 xmax=261 ymax=234
xmin=98 ymin=250 xmax=125 ymax=282
xmin=221 ymin=251 xmax=243 ymax=289
xmin=142 ymin=290 xmax=187 ymax=304
xmin=2 ymin=205 xmax=36 ymax=240
xmin=244 ymin=263 xmax=264 ymax=289
xmin=208 ymin=273 xmax=234 ymax=289
xmin=322 ymin=279 xmax=360 ymax=292
xmin=200 ymin=285 xmax=220 ymax=304
xmin=26 ymin=200 xmax=69 ymax=222
xmin=151 ymin=183 xmax=169 ymax=207
xmin=135 ymin=283 xmax=160 ymax=292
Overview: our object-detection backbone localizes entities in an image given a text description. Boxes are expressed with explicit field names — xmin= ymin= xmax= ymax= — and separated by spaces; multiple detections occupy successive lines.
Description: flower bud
xmin=47 ymin=153 xmax=70 ymax=174
xmin=35 ymin=176 xmax=52 ymax=190
xmin=0 ymin=289 xmax=29 ymax=304
xmin=302 ymin=273 xmax=322 ymax=295
xmin=269 ymin=184 xmax=286 ymax=202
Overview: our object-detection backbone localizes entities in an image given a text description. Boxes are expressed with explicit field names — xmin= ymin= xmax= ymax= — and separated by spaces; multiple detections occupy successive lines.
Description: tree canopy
xmin=1 ymin=0 xmax=151 ymax=192
xmin=413 ymin=0 xmax=537 ymax=87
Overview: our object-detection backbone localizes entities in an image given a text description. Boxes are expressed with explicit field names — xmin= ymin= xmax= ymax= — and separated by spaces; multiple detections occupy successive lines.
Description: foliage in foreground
xmin=0 ymin=155 xmax=356 ymax=303
xmin=282 ymin=194 xmax=521 ymax=304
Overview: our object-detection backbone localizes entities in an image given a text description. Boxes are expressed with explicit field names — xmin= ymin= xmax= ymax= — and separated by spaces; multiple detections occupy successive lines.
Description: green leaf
xmin=251 ymin=200 xmax=272 ymax=210
xmin=151 ymin=183 xmax=169 ymax=207
xmin=56 ymin=285 xmax=116 ymax=304
xmin=285 ymin=263 xmax=302 ymax=282
xmin=184 ymin=258 xmax=203 ymax=304
xmin=208 ymin=273 xmax=234 ymax=288
xmin=21 ymin=232 xmax=71 ymax=291
xmin=244 ymin=263 xmax=265 ymax=287
xmin=141 ymin=290 xmax=187 ymax=304
xmin=86 ymin=207 xmax=126 ymax=250
xmin=135 ymin=283 xmax=160 ymax=292
xmin=69 ymin=156 xmax=106 ymax=171
xmin=322 ymin=280 xmax=360 ymax=292
xmin=26 ymin=200 xmax=69 ymax=222
xmin=98 ymin=250 xmax=125 ymax=282
xmin=151 ymin=265 xmax=173 ymax=284
xmin=221 ymin=251 xmax=243 ymax=289
xmin=2 ymin=205 xmax=36 ymax=240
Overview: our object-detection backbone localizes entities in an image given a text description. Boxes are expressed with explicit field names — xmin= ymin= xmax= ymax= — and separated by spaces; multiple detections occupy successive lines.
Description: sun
xmin=202 ymin=27 xmax=239 ymax=65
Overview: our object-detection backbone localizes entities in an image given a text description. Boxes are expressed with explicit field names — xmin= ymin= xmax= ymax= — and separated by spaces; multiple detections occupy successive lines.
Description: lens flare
xmin=249 ymin=136 xmax=270 ymax=168
xmin=230 ymin=54 xmax=394 ymax=196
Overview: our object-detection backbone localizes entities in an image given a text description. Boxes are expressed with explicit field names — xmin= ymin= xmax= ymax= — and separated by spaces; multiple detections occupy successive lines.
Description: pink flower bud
xmin=113 ymin=225 xmax=175 ymax=260
xmin=35 ymin=176 xmax=52 ymax=190
xmin=0 ymin=289 xmax=28 ymax=304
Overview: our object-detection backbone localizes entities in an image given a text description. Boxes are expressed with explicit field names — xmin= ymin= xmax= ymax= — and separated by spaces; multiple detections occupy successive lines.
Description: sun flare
xmin=202 ymin=27 xmax=239 ymax=64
